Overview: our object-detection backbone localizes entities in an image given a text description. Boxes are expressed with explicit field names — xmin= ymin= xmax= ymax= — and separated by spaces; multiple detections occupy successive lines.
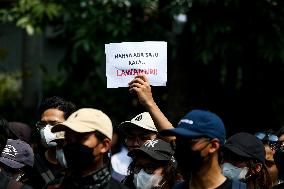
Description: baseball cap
xmin=8 ymin=122 xmax=32 ymax=144
xmin=160 ymin=109 xmax=226 ymax=145
xmin=128 ymin=139 xmax=175 ymax=163
xmin=52 ymin=108 xmax=113 ymax=139
xmin=224 ymin=132 xmax=265 ymax=164
xmin=0 ymin=139 xmax=34 ymax=169
xmin=119 ymin=112 xmax=157 ymax=133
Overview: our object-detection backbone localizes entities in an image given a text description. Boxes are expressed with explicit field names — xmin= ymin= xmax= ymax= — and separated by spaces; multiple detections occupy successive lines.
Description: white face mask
xmin=221 ymin=162 xmax=249 ymax=181
xmin=40 ymin=124 xmax=57 ymax=147
xmin=133 ymin=169 xmax=163 ymax=189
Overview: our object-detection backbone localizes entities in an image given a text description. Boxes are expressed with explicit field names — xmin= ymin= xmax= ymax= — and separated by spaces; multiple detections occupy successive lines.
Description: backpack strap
xmin=232 ymin=179 xmax=247 ymax=189
xmin=7 ymin=179 xmax=23 ymax=189
xmin=34 ymin=153 xmax=55 ymax=184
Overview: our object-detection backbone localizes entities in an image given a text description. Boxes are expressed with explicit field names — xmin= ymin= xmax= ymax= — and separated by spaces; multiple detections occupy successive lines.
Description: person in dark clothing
xmin=222 ymin=132 xmax=272 ymax=189
xmin=47 ymin=108 xmax=129 ymax=189
xmin=0 ymin=118 xmax=34 ymax=189
xmin=28 ymin=96 xmax=77 ymax=189
xmin=160 ymin=109 xmax=246 ymax=189
xmin=123 ymin=139 xmax=177 ymax=189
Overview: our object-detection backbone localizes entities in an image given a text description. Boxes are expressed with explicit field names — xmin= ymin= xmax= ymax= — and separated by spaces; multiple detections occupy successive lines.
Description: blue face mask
xmin=221 ymin=162 xmax=249 ymax=181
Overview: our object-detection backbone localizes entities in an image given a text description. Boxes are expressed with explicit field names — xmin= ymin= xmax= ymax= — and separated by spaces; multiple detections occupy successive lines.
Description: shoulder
xmin=172 ymin=180 xmax=187 ymax=189
xmin=217 ymin=178 xmax=246 ymax=189
xmin=108 ymin=178 xmax=129 ymax=189
xmin=0 ymin=172 xmax=10 ymax=188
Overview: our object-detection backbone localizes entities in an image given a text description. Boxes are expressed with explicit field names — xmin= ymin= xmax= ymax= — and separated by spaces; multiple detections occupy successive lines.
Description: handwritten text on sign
xmin=105 ymin=41 xmax=167 ymax=88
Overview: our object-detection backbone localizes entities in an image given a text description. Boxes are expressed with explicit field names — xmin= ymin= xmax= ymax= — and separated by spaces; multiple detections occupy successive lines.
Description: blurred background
xmin=1 ymin=0 xmax=284 ymax=137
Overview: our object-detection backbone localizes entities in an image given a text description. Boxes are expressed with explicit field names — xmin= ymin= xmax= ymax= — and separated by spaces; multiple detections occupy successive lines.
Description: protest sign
xmin=105 ymin=41 xmax=167 ymax=88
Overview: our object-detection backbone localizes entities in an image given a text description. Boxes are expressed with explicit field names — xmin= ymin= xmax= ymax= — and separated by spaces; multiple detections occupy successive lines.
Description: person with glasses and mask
xmin=30 ymin=96 xmax=76 ymax=189
xmin=222 ymin=132 xmax=272 ymax=189
xmin=46 ymin=108 xmax=129 ymax=189
xmin=160 ymin=109 xmax=246 ymax=189
xmin=111 ymin=112 xmax=158 ymax=182
xmin=123 ymin=139 xmax=177 ymax=189
xmin=255 ymin=130 xmax=281 ymax=186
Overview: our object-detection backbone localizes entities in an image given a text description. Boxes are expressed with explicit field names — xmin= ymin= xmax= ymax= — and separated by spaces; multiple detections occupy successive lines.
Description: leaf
xmin=16 ymin=16 xmax=29 ymax=26
xmin=26 ymin=24 xmax=34 ymax=35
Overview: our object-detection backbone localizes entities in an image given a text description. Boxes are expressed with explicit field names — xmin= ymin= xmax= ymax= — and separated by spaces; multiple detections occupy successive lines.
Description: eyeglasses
xmin=133 ymin=162 xmax=163 ymax=174
xmin=36 ymin=121 xmax=60 ymax=129
xmin=255 ymin=132 xmax=278 ymax=142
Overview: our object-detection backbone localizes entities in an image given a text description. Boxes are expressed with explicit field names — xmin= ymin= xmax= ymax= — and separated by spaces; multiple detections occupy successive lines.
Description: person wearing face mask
xmin=112 ymin=112 xmax=158 ymax=182
xmin=255 ymin=131 xmax=281 ymax=187
xmin=122 ymin=139 xmax=177 ymax=189
xmin=222 ymin=132 xmax=272 ymax=189
xmin=45 ymin=108 xmax=129 ymax=189
xmin=111 ymin=74 xmax=176 ymax=182
xmin=160 ymin=109 xmax=247 ymax=189
xmin=28 ymin=96 xmax=77 ymax=189
xmin=0 ymin=139 xmax=34 ymax=189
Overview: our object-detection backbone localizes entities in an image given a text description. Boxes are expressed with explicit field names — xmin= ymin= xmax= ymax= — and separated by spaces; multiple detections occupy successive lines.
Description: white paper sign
xmin=105 ymin=41 xmax=167 ymax=88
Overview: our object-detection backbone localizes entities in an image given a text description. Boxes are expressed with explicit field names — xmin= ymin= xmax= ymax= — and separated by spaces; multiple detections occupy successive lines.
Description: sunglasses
xmin=255 ymin=132 xmax=278 ymax=142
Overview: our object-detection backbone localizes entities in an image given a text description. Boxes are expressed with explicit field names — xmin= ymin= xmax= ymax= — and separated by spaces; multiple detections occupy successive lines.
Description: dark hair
xmin=246 ymin=159 xmax=272 ymax=189
xmin=0 ymin=118 xmax=9 ymax=152
xmin=277 ymin=126 xmax=284 ymax=138
xmin=39 ymin=96 xmax=76 ymax=119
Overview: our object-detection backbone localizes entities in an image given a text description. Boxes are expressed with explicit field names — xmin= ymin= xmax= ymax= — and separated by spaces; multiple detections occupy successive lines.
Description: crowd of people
xmin=0 ymin=74 xmax=284 ymax=189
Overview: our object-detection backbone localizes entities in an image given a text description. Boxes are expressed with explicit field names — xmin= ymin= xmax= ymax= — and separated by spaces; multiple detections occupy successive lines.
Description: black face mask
xmin=175 ymin=140 xmax=210 ymax=177
xmin=63 ymin=143 xmax=95 ymax=171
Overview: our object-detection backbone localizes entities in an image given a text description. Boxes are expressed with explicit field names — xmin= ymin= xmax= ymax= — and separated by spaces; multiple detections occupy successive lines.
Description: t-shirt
xmin=172 ymin=178 xmax=245 ymax=189
xmin=111 ymin=146 xmax=132 ymax=182
xmin=0 ymin=171 xmax=34 ymax=189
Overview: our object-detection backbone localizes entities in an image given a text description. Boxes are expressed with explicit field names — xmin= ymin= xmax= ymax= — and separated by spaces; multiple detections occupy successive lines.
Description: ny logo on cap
xmin=135 ymin=114 xmax=142 ymax=121
xmin=144 ymin=139 xmax=158 ymax=148
xmin=2 ymin=144 xmax=18 ymax=157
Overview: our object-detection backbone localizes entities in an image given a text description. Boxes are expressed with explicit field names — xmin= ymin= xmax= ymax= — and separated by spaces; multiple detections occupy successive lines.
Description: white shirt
xmin=111 ymin=146 xmax=132 ymax=182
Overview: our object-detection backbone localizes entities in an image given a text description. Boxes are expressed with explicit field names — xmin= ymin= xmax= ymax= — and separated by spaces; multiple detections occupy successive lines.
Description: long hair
xmin=247 ymin=159 xmax=272 ymax=189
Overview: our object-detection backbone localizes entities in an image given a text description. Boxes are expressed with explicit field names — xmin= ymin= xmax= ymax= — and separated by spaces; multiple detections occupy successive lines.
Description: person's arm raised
xmin=128 ymin=74 xmax=174 ymax=133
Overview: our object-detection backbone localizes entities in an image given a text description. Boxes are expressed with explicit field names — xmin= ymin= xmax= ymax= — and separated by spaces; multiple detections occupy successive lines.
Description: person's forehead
xmin=126 ymin=126 xmax=154 ymax=135
xmin=64 ymin=129 xmax=94 ymax=141
xmin=135 ymin=156 xmax=152 ymax=165
xmin=41 ymin=108 xmax=65 ymax=122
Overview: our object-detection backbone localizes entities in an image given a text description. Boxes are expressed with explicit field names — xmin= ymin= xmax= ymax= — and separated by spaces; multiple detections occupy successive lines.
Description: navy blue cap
xmin=160 ymin=109 xmax=226 ymax=145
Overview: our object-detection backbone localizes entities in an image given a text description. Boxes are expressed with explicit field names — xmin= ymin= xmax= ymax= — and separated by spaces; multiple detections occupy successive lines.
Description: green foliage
xmin=0 ymin=0 xmax=62 ymax=35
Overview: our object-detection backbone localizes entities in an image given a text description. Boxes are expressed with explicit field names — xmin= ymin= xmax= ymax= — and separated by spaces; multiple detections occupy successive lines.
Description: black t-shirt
xmin=0 ymin=171 xmax=34 ymax=189
xmin=172 ymin=178 xmax=246 ymax=189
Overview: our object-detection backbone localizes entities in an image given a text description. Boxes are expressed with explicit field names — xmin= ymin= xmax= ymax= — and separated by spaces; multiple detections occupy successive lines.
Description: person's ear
xmin=99 ymin=138 xmax=111 ymax=154
xmin=208 ymin=138 xmax=220 ymax=153
xmin=251 ymin=163 xmax=262 ymax=174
